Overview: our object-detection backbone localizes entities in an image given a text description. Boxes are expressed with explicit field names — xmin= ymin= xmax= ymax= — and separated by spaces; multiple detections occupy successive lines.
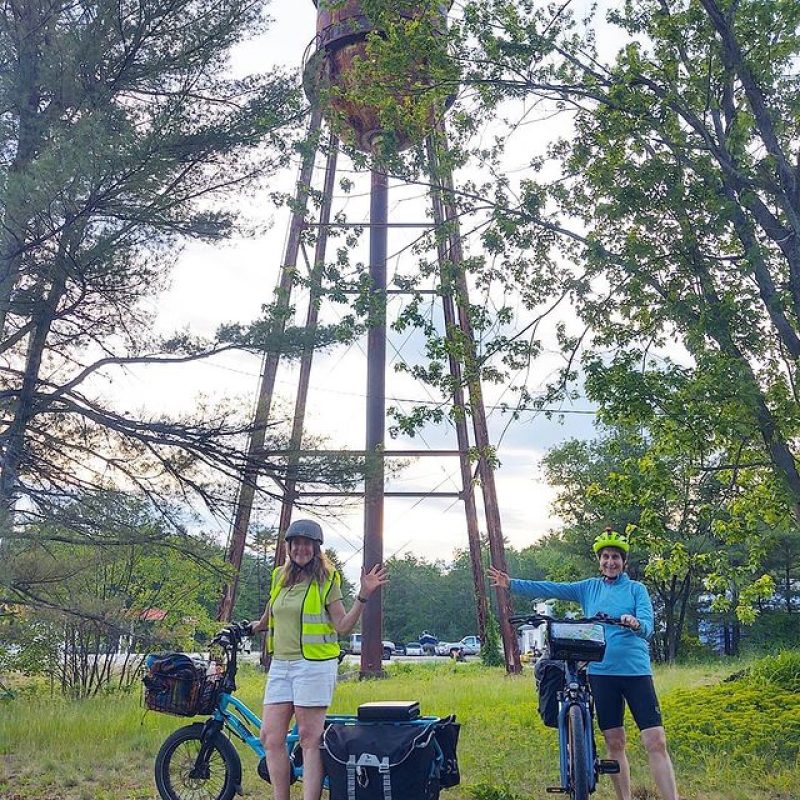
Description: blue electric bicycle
xmin=146 ymin=626 xmax=340 ymax=800
xmin=510 ymin=613 xmax=623 ymax=800
xmin=146 ymin=627 xmax=452 ymax=800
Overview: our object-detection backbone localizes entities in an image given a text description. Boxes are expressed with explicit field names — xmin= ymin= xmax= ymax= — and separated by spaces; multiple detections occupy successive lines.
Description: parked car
xmin=435 ymin=635 xmax=481 ymax=657
xmin=346 ymin=633 xmax=396 ymax=660
xmin=403 ymin=641 xmax=425 ymax=656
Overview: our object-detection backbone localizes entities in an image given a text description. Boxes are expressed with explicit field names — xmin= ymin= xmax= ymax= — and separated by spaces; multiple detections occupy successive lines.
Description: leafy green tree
xmin=763 ymin=529 xmax=800 ymax=615
xmin=345 ymin=0 xmax=800 ymax=655
xmin=231 ymin=527 xmax=278 ymax=625
xmin=382 ymin=554 xmax=445 ymax=645
xmin=443 ymin=0 xmax=800 ymax=524
xmin=4 ymin=493 xmax=226 ymax=696
xmin=381 ymin=550 xmax=482 ymax=645
xmin=359 ymin=1 xmax=800 ymax=545
xmin=0 ymin=0 xmax=306 ymax=566
xmin=480 ymin=609 xmax=503 ymax=667
xmin=542 ymin=423 xmax=763 ymax=661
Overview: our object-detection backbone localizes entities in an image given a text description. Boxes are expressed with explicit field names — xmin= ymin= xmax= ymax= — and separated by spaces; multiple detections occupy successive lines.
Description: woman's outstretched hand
xmin=359 ymin=563 xmax=389 ymax=598
xmin=487 ymin=565 xmax=510 ymax=589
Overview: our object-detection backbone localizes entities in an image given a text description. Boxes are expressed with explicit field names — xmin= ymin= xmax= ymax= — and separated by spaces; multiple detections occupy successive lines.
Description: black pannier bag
xmin=322 ymin=721 xmax=441 ymax=800
xmin=143 ymin=653 xmax=221 ymax=717
xmin=357 ymin=701 xmax=421 ymax=722
xmin=534 ymin=659 xmax=566 ymax=728
xmin=547 ymin=620 xmax=606 ymax=662
xmin=433 ymin=715 xmax=461 ymax=788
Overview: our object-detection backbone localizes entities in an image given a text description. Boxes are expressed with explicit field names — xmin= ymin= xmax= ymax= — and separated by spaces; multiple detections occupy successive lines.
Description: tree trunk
xmin=0 ymin=0 xmax=44 ymax=334
xmin=674 ymin=572 xmax=692 ymax=659
xmin=0 ymin=238 xmax=72 ymax=508
xmin=665 ymin=582 xmax=678 ymax=664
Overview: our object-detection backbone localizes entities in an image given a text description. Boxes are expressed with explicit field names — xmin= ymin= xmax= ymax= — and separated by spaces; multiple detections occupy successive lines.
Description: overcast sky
xmin=114 ymin=0 xmax=608 ymax=581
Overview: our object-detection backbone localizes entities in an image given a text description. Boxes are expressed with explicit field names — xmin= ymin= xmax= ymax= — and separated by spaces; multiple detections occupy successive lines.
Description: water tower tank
xmin=304 ymin=0 xmax=452 ymax=153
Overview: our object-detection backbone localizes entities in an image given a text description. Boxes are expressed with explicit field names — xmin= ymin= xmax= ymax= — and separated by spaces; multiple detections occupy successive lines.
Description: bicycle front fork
xmin=188 ymin=718 xmax=226 ymax=780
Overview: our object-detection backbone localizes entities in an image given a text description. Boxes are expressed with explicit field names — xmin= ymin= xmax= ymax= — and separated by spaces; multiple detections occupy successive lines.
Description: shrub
xmin=469 ymin=784 xmax=522 ymax=800
xmin=480 ymin=612 xmax=504 ymax=668
xmin=674 ymin=632 xmax=715 ymax=663
xmin=748 ymin=650 xmax=800 ymax=693
xmin=663 ymin=673 xmax=800 ymax=765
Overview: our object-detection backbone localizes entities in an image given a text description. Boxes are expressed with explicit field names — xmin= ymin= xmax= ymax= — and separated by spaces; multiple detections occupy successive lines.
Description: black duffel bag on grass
xmin=322 ymin=721 xmax=441 ymax=800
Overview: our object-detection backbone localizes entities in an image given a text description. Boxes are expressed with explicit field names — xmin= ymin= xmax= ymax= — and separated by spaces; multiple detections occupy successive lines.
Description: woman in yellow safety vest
xmin=248 ymin=519 xmax=388 ymax=800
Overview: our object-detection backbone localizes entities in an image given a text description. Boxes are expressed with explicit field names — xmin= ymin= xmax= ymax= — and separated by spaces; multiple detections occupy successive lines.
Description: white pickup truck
xmin=346 ymin=633 xmax=396 ymax=660
xmin=435 ymin=635 xmax=481 ymax=657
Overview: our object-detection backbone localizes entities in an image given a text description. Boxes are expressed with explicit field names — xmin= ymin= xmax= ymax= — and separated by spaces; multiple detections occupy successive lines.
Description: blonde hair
xmin=280 ymin=541 xmax=335 ymax=587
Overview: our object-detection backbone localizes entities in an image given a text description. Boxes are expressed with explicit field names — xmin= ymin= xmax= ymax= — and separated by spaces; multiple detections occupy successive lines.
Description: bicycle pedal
xmin=546 ymin=787 xmax=568 ymax=794
xmin=598 ymin=759 xmax=620 ymax=774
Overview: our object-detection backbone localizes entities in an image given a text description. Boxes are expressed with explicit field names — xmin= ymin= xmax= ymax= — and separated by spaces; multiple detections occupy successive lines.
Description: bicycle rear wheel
xmin=567 ymin=703 xmax=589 ymax=800
xmin=155 ymin=722 xmax=241 ymax=800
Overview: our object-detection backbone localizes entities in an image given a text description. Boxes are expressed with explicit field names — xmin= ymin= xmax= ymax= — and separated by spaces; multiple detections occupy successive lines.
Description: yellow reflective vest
xmin=267 ymin=567 xmax=340 ymax=661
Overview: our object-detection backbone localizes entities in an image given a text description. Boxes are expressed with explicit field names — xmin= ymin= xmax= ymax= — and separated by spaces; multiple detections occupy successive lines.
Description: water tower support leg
xmin=217 ymin=108 xmax=323 ymax=623
xmin=429 ymin=129 xmax=521 ymax=673
xmin=361 ymin=167 xmax=388 ymax=678
xmin=426 ymin=137 xmax=489 ymax=649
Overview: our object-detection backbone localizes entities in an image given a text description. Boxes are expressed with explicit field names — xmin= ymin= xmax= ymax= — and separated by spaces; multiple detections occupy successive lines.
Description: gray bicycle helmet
xmin=285 ymin=519 xmax=324 ymax=544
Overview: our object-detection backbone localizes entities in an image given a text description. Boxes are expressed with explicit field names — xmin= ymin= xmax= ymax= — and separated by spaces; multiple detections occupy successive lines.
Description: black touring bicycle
xmin=511 ymin=612 xmax=625 ymax=800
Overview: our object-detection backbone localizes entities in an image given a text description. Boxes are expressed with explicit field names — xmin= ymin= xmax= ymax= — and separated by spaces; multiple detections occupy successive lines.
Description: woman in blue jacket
xmin=488 ymin=528 xmax=679 ymax=800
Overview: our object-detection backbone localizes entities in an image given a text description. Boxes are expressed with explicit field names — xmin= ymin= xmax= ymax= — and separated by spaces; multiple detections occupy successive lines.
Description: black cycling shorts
xmin=587 ymin=674 xmax=663 ymax=731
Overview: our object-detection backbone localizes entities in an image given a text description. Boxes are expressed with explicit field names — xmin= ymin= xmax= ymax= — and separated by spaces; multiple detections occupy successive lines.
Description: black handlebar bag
xmin=322 ymin=721 xmax=440 ymax=800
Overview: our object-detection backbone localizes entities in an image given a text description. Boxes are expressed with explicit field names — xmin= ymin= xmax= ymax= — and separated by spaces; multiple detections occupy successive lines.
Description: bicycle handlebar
xmin=210 ymin=620 xmax=252 ymax=653
xmin=210 ymin=633 xmax=237 ymax=651
xmin=509 ymin=613 xmax=626 ymax=628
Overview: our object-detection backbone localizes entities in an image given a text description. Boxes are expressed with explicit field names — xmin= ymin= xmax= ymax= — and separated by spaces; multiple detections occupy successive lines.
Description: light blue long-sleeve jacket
xmin=510 ymin=573 xmax=654 ymax=676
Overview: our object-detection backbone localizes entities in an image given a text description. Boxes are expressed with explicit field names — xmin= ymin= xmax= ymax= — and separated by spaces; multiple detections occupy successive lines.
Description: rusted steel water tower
xmin=304 ymin=0 xmax=450 ymax=153
xmin=218 ymin=0 xmax=521 ymax=676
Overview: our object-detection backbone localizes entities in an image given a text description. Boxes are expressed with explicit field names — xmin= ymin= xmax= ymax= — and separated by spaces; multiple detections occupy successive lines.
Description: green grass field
xmin=1 ymin=657 xmax=798 ymax=800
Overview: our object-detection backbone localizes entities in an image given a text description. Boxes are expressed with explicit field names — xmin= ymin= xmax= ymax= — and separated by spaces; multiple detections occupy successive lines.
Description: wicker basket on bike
xmin=143 ymin=652 xmax=224 ymax=717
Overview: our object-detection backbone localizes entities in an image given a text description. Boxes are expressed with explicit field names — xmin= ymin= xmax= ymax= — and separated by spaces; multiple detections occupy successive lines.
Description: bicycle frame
xmin=182 ymin=637 xmax=301 ymax=784
xmin=188 ymin=637 xmax=355 ymax=789
xmin=213 ymin=692 xmax=269 ymax=761
xmin=209 ymin=691 xmax=354 ymax=777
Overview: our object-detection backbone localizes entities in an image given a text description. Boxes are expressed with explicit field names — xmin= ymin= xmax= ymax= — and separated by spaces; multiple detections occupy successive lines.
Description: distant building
xmin=517 ymin=602 xmax=552 ymax=659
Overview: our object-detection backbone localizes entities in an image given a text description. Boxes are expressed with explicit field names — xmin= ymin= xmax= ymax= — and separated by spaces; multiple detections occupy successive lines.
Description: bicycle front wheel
xmin=567 ymin=704 xmax=590 ymax=800
xmin=155 ymin=722 xmax=241 ymax=800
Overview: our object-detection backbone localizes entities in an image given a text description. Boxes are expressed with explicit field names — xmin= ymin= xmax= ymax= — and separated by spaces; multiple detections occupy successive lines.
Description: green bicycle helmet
xmin=592 ymin=527 xmax=629 ymax=556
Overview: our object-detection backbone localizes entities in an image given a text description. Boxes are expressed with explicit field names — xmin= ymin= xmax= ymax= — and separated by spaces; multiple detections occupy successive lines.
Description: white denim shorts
xmin=264 ymin=658 xmax=338 ymax=707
